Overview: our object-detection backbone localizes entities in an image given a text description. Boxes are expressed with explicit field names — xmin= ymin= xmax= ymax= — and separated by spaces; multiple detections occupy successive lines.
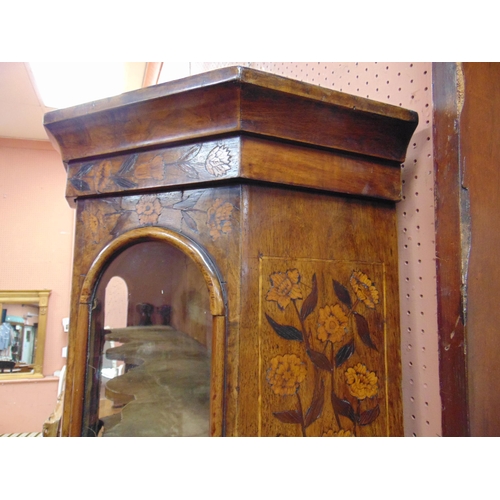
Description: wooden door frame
xmin=62 ymin=226 xmax=227 ymax=437
xmin=432 ymin=62 xmax=470 ymax=436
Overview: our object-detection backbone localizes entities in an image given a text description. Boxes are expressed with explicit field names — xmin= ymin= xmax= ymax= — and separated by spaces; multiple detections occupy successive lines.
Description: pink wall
xmin=0 ymin=138 xmax=74 ymax=433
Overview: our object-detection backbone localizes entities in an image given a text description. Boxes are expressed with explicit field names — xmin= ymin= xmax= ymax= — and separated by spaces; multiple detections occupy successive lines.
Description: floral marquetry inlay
xmin=136 ymin=195 xmax=162 ymax=225
xmin=205 ymin=146 xmax=232 ymax=177
xmin=77 ymin=188 xmax=239 ymax=258
xmin=67 ymin=139 xmax=239 ymax=201
xmin=260 ymin=258 xmax=387 ymax=437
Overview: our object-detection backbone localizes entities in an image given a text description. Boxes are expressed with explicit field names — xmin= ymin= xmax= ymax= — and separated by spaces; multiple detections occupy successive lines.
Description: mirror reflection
xmin=83 ymin=241 xmax=212 ymax=437
xmin=0 ymin=290 xmax=50 ymax=378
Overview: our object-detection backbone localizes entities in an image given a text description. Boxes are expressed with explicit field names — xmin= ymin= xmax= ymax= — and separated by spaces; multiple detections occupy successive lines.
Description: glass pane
xmin=84 ymin=240 xmax=212 ymax=437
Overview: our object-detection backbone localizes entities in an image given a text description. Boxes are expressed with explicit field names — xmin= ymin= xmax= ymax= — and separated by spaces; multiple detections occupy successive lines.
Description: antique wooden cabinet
xmin=45 ymin=66 xmax=418 ymax=437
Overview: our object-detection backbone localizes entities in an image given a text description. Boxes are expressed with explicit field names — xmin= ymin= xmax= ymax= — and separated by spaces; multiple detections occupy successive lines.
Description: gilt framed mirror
xmin=0 ymin=290 xmax=51 ymax=379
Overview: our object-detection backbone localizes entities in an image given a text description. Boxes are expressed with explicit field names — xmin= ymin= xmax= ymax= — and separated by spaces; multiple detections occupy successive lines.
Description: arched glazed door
xmin=65 ymin=228 xmax=226 ymax=437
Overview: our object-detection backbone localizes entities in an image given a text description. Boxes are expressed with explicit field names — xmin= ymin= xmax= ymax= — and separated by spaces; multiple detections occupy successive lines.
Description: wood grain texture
xmin=432 ymin=63 xmax=469 ymax=437
xmin=240 ymin=136 xmax=402 ymax=201
xmin=65 ymin=134 xmax=402 ymax=205
xmin=44 ymin=66 xmax=417 ymax=164
xmin=237 ymin=184 xmax=403 ymax=436
xmin=460 ymin=63 xmax=500 ymax=436
xmin=66 ymin=138 xmax=240 ymax=205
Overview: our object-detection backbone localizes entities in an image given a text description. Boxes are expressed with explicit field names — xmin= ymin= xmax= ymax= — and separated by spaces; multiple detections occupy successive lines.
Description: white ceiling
xmin=0 ymin=62 xmax=148 ymax=141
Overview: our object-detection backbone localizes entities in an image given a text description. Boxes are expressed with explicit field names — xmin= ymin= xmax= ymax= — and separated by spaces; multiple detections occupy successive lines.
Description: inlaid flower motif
xmin=345 ymin=363 xmax=378 ymax=400
xmin=267 ymin=354 xmax=307 ymax=396
xmin=136 ymin=195 xmax=162 ymax=225
xmin=207 ymin=199 xmax=234 ymax=240
xmin=349 ymin=270 xmax=379 ymax=309
xmin=316 ymin=304 xmax=348 ymax=344
xmin=205 ymin=145 xmax=231 ymax=177
xmin=323 ymin=429 xmax=354 ymax=437
xmin=266 ymin=269 xmax=303 ymax=310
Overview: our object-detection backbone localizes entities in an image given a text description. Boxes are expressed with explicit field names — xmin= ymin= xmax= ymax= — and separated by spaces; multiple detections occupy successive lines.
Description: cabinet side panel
xmin=238 ymin=184 xmax=402 ymax=436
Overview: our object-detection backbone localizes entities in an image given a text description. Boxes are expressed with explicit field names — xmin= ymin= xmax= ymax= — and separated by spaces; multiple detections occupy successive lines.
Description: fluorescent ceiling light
xmin=29 ymin=62 xmax=146 ymax=109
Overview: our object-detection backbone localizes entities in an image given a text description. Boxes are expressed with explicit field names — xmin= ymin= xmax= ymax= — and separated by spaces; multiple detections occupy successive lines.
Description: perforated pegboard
xmin=161 ymin=62 xmax=441 ymax=437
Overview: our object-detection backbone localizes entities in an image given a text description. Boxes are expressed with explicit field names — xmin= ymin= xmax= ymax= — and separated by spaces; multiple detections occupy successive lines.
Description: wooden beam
xmin=432 ymin=62 xmax=469 ymax=436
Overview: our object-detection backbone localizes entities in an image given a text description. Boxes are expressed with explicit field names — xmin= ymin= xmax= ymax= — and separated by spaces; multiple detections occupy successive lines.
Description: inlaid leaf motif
xmin=307 ymin=349 xmax=333 ymax=372
xmin=333 ymin=280 xmax=352 ymax=309
xmin=75 ymin=162 xmax=95 ymax=177
xmin=113 ymin=177 xmax=138 ymax=189
xmin=300 ymin=274 xmax=318 ymax=321
xmin=265 ymin=314 xmax=303 ymax=341
xmin=354 ymin=312 xmax=377 ymax=351
xmin=117 ymin=154 xmax=138 ymax=175
xmin=305 ymin=379 xmax=325 ymax=428
xmin=70 ymin=178 xmax=91 ymax=192
xmin=178 ymin=162 xmax=199 ymax=179
xmin=335 ymin=340 xmax=355 ymax=367
xmin=181 ymin=211 xmax=198 ymax=232
xmin=331 ymin=391 xmax=356 ymax=423
xmin=172 ymin=192 xmax=203 ymax=210
xmin=358 ymin=405 xmax=380 ymax=426
xmin=179 ymin=144 xmax=202 ymax=163
xmin=273 ymin=410 xmax=303 ymax=425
